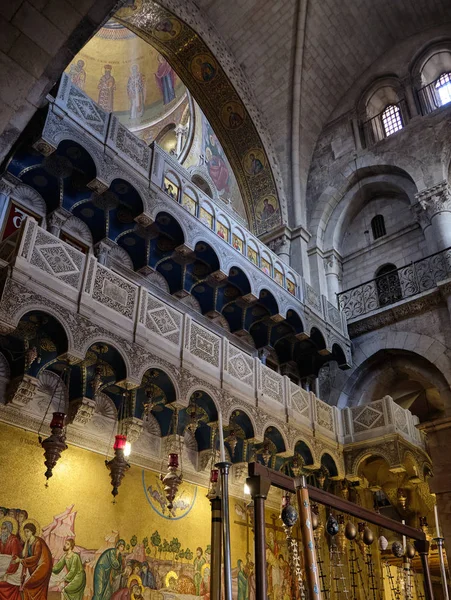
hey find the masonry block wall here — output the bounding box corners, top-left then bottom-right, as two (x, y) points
(0, 0), (123, 164)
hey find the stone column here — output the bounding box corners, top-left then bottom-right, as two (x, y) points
(323, 250), (343, 307)
(402, 76), (419, 118)
(94, 238), (117, 265)
(413, 182), (451, 254)
(418, 417), (451, 559)
(47, 207), (71, 237)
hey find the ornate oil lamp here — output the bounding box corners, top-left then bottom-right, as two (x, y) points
(40, 411), (68, 482)
(160, 453), (183, 511)
(105, 434), (130, 498)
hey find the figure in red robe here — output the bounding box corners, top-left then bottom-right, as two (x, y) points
(16, 522), (52, 600)
(0, 520), (23, 575)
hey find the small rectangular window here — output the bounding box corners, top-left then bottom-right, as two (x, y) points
(371, 214), (386, 240)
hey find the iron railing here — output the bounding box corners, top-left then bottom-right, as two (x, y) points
(338, 246), (451, 320)
(361, 98), (408, 146)
(417, 75), (451, 115)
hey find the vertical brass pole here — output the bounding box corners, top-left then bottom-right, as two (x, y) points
(209, 496), (222, 600)
(247, 474), (271, 600)
(216, 462), (232, 600)
(414, 540), (435, 600)
(296, 476), (323, 600)
(433, 538), (449, 600)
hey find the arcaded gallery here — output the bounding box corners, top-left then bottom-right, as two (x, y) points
(1, 1), (451, 599)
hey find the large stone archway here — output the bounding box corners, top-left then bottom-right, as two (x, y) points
(115, 0), (285, 235)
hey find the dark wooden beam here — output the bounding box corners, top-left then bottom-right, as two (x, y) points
(248, 462), (425, 541)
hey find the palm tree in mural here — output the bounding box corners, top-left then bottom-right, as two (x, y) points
(185, 548), (193, 562)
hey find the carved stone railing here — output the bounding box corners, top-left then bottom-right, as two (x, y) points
(338, 247), (451, 320)
(341, 396), (425, 449)
(0, 219), (427, 455)
(37, 74), (349, 340)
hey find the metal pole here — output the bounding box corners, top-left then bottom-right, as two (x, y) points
(414, 539), (435, 600)
(247, 473), (271, 600)
(296, 476), (323, 600)
(209, 495), (222, 600)
(216, 461), (232, 600)
(434, 537), (449, 600)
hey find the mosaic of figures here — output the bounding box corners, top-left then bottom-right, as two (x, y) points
(0, 501), (296, 600)
(114, 1), (284, 233)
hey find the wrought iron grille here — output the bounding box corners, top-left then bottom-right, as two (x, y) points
(361, 99), (407, 146)
(418, 73), (451, 115)
(338, 247), (451, 320)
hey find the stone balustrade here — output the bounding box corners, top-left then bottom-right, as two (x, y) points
(37, 74), (349, 341)
(0, 219), (425, 456)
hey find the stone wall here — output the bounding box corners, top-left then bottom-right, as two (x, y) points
(0, 0), (123, 164)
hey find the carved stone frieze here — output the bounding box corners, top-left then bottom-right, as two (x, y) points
(69, 397), (96, 425)
(6, 375), (38, 407)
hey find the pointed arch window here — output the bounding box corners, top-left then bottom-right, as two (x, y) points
(435, 72), (451, 107)
(381, 104), (403, 137)
(371, 214), (386, 240)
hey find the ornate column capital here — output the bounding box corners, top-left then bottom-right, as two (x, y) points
(323, 250), (343, 280)
(48, 207), (71, 236)
(413, 181), (451, 227)
(94, 238), (118, 265)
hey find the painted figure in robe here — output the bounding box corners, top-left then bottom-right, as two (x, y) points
(155, 55), (176, 105)
(52, 538), (86, 600)
(127, 65), (146, 120)
(98, 65), (116, 112)
(92, 539), (125, 600)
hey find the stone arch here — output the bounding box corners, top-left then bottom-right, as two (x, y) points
(335, 331), (451, 409)
(188, 166), (219, 203)
(292, 438), (316, 465)
(134, 363), (182, 403)
(262, 422), (289, 454)
(79, 336), (132, 382)
(11, 305), (74, 358)
(182, 384), (221, 414)
(116, 2), (286, 233)
(348, 448), (395, 479)
(310, 165), (419, 253)
(224, 404), (257, 440)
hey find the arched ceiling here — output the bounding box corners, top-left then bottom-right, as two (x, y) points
(115, 1), (284, 235)
(147, 0), (451, 225)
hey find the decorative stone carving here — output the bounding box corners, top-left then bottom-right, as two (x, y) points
(186, 321), (220, 367)
(413, 181), (451, 224)
(69, 397), (96, 425)
(92, 264), (137, 320)
(290, 383), (310, 417)
(146, 295), (182, 346)
(6, 375), (38, 407)
(352, 401), (385, 433)
(30, 228), (84, 290)
(260, 365), (283, 404)
(121, 416), (144, 444)
(227, 345), (254, 387)
(316, 398), (334, 432)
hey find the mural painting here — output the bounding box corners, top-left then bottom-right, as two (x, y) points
(0, 423), (294, 600)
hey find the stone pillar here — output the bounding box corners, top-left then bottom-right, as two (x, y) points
(402, 76), (420, 118)
(175, 124), (188, 157)
(413, 182), (451, 254)
(290, 225), (311, 281)
(94, 238), (117, 265)
(418, 417), (451, 559)
(351, 117), (362, 151)
(323, 250), (343, 307)
(267, 233), (291, 265)
(47, 207), (71, 237)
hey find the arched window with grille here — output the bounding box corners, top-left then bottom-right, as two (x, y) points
(435, 72), (451, 107)
(375, 263), (402, 307)
(381, 104), (403, 137)
(371, 214), (386, 240)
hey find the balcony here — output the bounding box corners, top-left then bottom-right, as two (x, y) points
(338, 247), (451, 333)
(8, 73), (350, 368)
